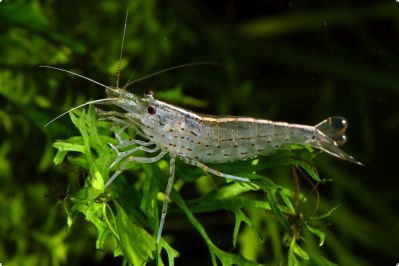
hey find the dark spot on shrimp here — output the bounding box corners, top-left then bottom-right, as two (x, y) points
(187, 148), (193, 151)
(312, 135), (316, 140)
(147, 105), (156, 115)
(240, 152), (248, 155)
(233, 144), (238, 147)
(251, 143), (255, 146)
(190, 131), (199, 137)
(267, 140), (271, 144)
(223, 153), (229, 156)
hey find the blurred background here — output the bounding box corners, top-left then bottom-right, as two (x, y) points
(0, 0), (398, 265)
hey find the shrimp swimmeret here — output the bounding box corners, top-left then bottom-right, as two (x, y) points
(41, 12), (362, 245)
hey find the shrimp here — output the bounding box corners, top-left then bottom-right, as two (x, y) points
(101, 86), (363, 243)
(42, 11), (363, 244)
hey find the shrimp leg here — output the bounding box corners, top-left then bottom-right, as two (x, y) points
(96, 110), (126, 120)
(157, 154), (176, 243)
(113, 125), (128, 143)
(98, 115), (132, 128)
(105, 150), (167, 188)
(97, 110), (141, 132)
(185, 159), (250, 182)
(109, 145), (160, 168)
(114, 139), (153, 149)
(111, 126), (153, 149)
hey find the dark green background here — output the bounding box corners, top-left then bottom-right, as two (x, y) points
(1, 0), (398, 265)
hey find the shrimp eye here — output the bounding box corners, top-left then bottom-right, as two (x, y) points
(147, 105), (156, 115)
(144, 90), (154, 98)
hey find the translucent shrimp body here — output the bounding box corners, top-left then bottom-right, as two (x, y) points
(103, 86), (362, 243)
(107, 87), (362, 166)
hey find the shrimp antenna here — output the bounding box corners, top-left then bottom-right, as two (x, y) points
(123, 61), (224, 89)
(42, 10), (130, 128)
(44, 97), (119, 127)
(116, 9), (129, 89)
(39, 66), (108, 89)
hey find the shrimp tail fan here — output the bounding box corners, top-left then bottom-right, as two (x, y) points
(315, 116), (364, 166)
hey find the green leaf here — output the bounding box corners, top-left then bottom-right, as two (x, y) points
(302, 238), (338, 266)
(53, 150), (68, 165)
(115, 202), (156, 265)
(280, 192), (296, 215)
(233, 209), (263, 247)
(290, 239), (309, 260)
(71, 186), (102, 202)
(288, 247), (300, 266)
(53, 141), (86, 154)
(267, 189), (291, 231)
(309, 205), (339, 220)
(293, 242), (309, 260)
(158, 239), (180, 266)
(171, 189), (259, 266)
(251, 175), (279, 190)
(72, 200), (110, 250)
(140, 164), (162, 231)
(305, 224), (326, 247)
(92, 170), (104, 191)
(294, 160), (321, 182)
